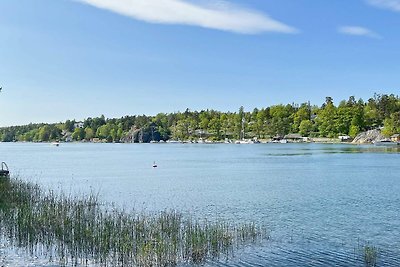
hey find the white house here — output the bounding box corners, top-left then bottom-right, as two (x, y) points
(74, 122), (85, 129)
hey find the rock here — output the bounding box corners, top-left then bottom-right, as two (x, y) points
(352, 129), (385, 144)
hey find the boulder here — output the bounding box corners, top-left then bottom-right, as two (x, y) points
(352, 129), (385, 144)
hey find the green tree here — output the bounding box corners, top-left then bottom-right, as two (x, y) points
(316, 97), (338, 137)
(84, 127), (94, 140)
(349, 125), (360, 138)
(209, 116), (222, 139)
(64, 120), (75, 132)
(38, 125), (51, 141)
(72, 128), (85, 141)
(292, 103), (311, 133)
(299, 120), (313, 137)
(382, 112), (400, 137)
(267, 105), (292, 136)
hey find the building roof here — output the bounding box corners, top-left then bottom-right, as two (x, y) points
(284, 133), (303, 139)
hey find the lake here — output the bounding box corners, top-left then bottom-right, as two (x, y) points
(1, 142), (400, 266)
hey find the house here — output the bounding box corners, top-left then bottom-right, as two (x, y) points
(74, 122), (85, 129)
(284, 134), (303, 142)
(391, 134), (400, 142)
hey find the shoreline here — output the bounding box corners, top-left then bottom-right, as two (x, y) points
(0, 139), (363, 145)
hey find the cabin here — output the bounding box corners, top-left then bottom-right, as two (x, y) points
(284, 134), (303, 142)
(391, 134), (400, 142)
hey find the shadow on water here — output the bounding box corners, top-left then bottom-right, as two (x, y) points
(264, 144), (400, 157)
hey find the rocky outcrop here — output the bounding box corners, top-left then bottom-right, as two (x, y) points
(352, 129), (385, 144)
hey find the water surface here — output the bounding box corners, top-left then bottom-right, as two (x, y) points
(1, 143), (399, 266)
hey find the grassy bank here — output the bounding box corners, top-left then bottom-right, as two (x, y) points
(0, 177), (267, 266)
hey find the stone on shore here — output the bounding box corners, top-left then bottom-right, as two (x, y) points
(352, 129), (385, 144)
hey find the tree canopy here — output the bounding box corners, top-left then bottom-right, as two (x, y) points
(1, 94), (399, 142)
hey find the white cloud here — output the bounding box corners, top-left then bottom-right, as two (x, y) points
(77, 0), (298, 34)
(338, 26), (382, 39)
(367, 0), (400, 12)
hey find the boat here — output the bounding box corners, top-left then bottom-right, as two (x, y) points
(0, 162), (10, 178)
(373, 140), (400, 146)
(235, 139), (255, 144)
(51, 142), (60, 146)
(280, 139), (288, 144)
(234, 116), (256, 144)
(152, 161), (158, 168)
(166, 140), (180, 143)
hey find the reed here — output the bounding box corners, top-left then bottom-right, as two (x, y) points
(363, 244), (378, 267)
(0, 177), (267, 266)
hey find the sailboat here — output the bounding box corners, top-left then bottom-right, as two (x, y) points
(236, 117), (254, 144)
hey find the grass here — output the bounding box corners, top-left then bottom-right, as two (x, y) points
(0, 177), (268, 266)
(363, 244), (378, 267)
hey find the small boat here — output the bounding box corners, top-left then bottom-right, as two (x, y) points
(235, 139), (255, 144)
(51, 142), (60, 147)
(166, 140), (180, 144)
(0, 162), (10, 178)
(152, 161), (158, 168)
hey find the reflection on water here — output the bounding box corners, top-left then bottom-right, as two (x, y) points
(263, 144), (400, 157)
(0, 143), (399, 266)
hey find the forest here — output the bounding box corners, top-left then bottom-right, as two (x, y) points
(1, 94), (399, 143)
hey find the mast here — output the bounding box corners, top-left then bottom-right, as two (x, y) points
(139, 128), (143, 143)
(241, 117), (245, 140)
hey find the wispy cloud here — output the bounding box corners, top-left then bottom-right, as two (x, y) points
(338, 26), (382, 39)
(367, 0), (400, 12)
(77, 0), (298, 34)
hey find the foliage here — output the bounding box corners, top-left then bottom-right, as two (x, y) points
(1, 93), (399, 142)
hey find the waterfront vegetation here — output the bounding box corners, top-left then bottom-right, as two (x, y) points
(0, 94), (400, 143)
(0, 177), (267, 266)
(363, 244), (379, 267)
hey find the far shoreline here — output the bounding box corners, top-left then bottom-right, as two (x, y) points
(0, 138), (366, 145)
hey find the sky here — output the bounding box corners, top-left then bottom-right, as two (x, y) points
(0, 0), (399, 126)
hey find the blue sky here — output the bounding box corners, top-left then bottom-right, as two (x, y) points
(0, 0), (399, 126)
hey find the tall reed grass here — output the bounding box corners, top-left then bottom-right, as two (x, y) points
(363, 244), (378, 267)
(0, 177), (267, 266)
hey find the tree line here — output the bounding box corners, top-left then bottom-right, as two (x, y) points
(1, 94), (399, 143)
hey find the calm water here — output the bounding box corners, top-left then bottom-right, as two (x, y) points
(1, 142), (400, 266)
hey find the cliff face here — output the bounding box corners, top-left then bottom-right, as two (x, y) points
(352, 129), (385, 144)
